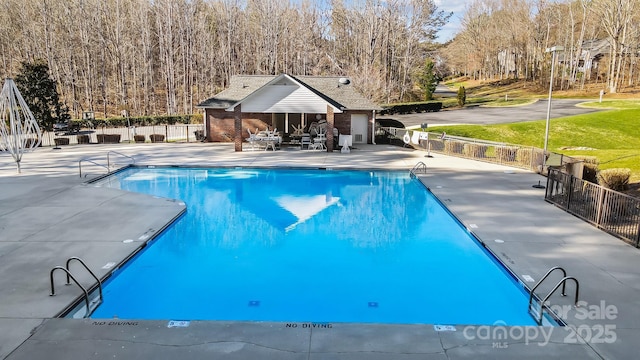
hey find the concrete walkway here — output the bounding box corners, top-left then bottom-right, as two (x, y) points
(1, 142), (638, 359)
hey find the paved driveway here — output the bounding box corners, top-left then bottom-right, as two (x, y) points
(390, 99), (602, 128)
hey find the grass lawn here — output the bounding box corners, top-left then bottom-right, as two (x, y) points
(427, 105), (640, 184)
(578, 100), (640, 109)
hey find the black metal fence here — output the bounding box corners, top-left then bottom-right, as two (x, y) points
(545, 168), (640, 246)
(380, 128), (640, 244)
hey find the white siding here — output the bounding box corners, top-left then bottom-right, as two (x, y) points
(239, 83), (341, 114)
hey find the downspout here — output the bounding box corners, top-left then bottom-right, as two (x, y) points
(372, 110), (376, 145)
(234, 104), (242, 152)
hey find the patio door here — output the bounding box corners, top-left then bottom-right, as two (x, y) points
(351, 114), (368, 143)
(287, 113), (301, 134)
(273, 113), (301, 134)
(273, 113), (285, 133)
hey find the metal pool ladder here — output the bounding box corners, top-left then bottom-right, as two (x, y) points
(410, 162), (427, 178)
(50, 257), (104, 318)
(527, 266), (580, 325)
(79, 150), (135, 177)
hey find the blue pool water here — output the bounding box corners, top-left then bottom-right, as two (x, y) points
(91, 167), (537, 325)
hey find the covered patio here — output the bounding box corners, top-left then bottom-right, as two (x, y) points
(196, 74), (382, 152)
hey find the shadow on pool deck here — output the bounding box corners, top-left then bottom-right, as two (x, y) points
(1, 143), (639, 359)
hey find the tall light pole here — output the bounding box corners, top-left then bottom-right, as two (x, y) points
(543, 45), (564, 168)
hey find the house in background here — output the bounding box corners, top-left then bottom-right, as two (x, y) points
(577, 38), (610, 81)
(196, 74), (381, 151)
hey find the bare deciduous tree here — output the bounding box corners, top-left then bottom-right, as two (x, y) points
(0, 0), (454, 114)
(444, 0), (640, 94)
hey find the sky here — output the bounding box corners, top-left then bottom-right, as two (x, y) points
(434, 0), (468, 43)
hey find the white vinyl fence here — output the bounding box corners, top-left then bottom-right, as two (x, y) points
(38, 124), (205, 146)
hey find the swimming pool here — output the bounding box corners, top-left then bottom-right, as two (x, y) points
(90, 167), (538, 325)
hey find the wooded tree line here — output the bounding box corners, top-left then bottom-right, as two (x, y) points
(442, 0), (640, 94)
(0, 0), (449, 118)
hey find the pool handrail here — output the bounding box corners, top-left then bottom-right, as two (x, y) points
(78, 151), (135, 178)
(107, 150), (135, 169)
(527, 266), (580, 325)
(410, 162), (427, 178)
(65, 257), (103, 305)
(50, 257), (104, 318)
(78, 158), (109, 178)
(50, 266), (92, 317)
(536, 276), (580, 325)
(528, 266), (567, 302)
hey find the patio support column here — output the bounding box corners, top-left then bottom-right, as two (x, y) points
(234, 104), (242, 152)
(204, 109), (212, 142)
(326, 105), (334, 152)
(372, 110), (376, 145)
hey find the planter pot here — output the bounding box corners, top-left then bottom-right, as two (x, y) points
(96, 134), (121, 144)
(77, 134), (90, 144)
(194, 130), (205, 141)
(150, 134), (165, 143)
(54, 137), (70, 146)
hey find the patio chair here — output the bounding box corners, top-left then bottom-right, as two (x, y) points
(301, 135), (311, 149)
(309, 122), (319, 137)
(264, 140), (277, 151)
(313, 125), (327, 150)
(318, 123), (327, 136)
(291, 124), (304, 137)
(247, 128), (260, 150)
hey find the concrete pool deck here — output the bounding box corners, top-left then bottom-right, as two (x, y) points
(1, 142), (639, 359)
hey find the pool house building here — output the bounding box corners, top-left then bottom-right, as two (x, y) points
(196, 74), (382, 151)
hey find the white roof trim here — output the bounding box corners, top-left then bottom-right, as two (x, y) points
(224, 74), (343, 113)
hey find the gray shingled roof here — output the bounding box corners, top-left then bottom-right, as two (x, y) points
(581, 38), (610, 57)
(196, 74), (381, 111)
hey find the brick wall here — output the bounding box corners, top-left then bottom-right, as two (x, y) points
(205, 109), (373, 144)
(205, 109), (271, 142)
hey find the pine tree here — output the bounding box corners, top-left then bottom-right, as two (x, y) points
(457, 86), (466, 107)
(416, 59), (438, 101)
(15, 60), (70, 131)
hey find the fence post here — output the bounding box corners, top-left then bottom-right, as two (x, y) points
(529, 147), (534, 171)
(595, 186), (605, 226)
(635, 221), (640, 248)
(566, 174), (574, 210)
(165, 125), (168, 142)
(545, 169), (553, 199)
